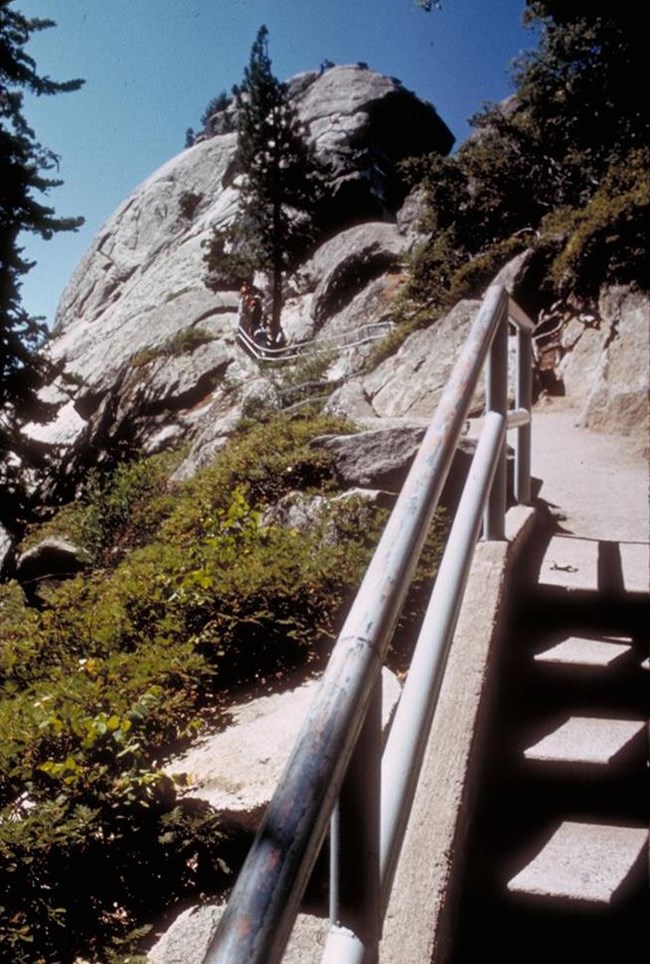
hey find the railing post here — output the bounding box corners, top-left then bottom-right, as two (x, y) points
(515, 324), (532, 505)
(328, 677), (382, 963)
(484, 305), (508, 539)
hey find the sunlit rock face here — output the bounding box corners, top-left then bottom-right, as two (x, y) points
(24, 66), (453, 499)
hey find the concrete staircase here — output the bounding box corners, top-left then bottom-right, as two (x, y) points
(448, 533), (649, 963)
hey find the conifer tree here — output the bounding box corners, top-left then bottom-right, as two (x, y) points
(228, 25), (325, 341)
(0, 1), (83, 526)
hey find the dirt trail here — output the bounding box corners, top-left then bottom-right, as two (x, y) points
(530, 398), (648, 543)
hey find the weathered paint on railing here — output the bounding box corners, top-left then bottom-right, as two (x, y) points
(204, 286), (535, 964)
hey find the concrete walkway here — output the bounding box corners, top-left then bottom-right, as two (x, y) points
(527, 398), (649, 594)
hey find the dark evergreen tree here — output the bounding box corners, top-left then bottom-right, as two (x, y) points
(404, 1), (648, 311)
(0, 1), (84, 527)
(200, 90), (231, 129)
(207, 25), (326, 341)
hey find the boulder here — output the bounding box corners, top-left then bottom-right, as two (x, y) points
(291, 65), (453, 224)
(311, 424), (427, 492)
(20, 66), (452, 504)
(312, 421), (480, 512)
(305, 222), (406, 328)
(147, 903), (329, 964)
(15, 537), (88, 603)
(326, 300), (482, 421)
(559, 286), (649, 449)
(163, 669), (401, 815)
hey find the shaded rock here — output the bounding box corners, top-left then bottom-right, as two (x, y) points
(291, 65), (453, 224)
(16, 537), (88, 602)
(311, 424), (427, 491)
(130, 339), (231, 413)
(0, 524), (13, 578)
(559, 286), (649, 449)
(164, 669), (401, 815)
(312, 421), (480, 511)
(147, 903), (329, 964)
(103, 338), (234, 455)
(326, 300), (482, 420)
(306, 222), (405, 327)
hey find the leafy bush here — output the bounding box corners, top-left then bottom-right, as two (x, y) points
(0, 412), (389, 961)
(401, 7), (647, 322)
(131, 326), (215, 368)
(543, 149), (650, 299)
(178, 190), (203, 221)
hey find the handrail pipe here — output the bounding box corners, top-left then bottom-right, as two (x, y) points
(204, 285), (534, 964)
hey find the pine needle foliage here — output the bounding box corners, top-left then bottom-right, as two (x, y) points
(204, 26), (326, 338)
(400, 2), (648, 323)
(0, 2), (84, 529)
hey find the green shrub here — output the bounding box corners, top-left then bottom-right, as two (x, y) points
(545, 149), (649, 299)
(178, 190), (203, 221)
(131, 326), (215, 368)
(0, 413), (390, 960)
(77, 452), (178, 565)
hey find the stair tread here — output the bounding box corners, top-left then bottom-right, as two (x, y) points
(507, 821), (648, 904)
(538, 535), (650, 593)
(524, 716), (647, 765)
(534, 636), (632, 668)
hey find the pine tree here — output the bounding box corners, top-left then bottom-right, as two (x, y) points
(231, 25), (325, 341)
(0, 1), (84, 527)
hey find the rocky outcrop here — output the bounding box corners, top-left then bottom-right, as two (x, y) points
(148, 904), (328, 964)
(20, 66), (452, 506)
(15, 537), (88, 604)
(324, 299), (482, 421)
(559, 286), (649, 450)
(288, 65), (453, 225)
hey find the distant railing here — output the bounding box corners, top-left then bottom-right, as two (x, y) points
(236, 319), (395, 364)
(206, 286), (535, 964)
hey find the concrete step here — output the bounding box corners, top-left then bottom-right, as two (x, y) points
(523, 716), (647, 768)
(534, 635), (634, 669)
(507, 821), (648, 905)
(538, 535), (649, 594)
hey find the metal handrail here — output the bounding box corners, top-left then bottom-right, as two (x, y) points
(236, 319), (395, 363)
(205, 286), (534, 964)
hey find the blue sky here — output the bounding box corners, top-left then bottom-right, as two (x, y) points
(16, 0), (533, 327)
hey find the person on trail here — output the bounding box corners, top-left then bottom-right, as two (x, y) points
(238, 281), (263, 338)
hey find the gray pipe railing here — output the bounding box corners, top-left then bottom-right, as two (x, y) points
(236, 319), (395, 363)
(205, 285), (535, 964)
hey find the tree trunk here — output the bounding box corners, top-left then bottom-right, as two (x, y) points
(270, 202), (283, 342)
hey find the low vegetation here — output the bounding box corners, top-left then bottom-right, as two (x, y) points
(366, 6), (647, 371)
(3, 411), (447, 962)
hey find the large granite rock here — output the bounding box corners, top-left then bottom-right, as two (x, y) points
(163, 668), (401, 816)
(148, 903), (329, 964)
(325, 299), (482, 421)
(289, 65), (453, 225)
(21, 66), (452, 503)
(559, 286), (649, 450)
